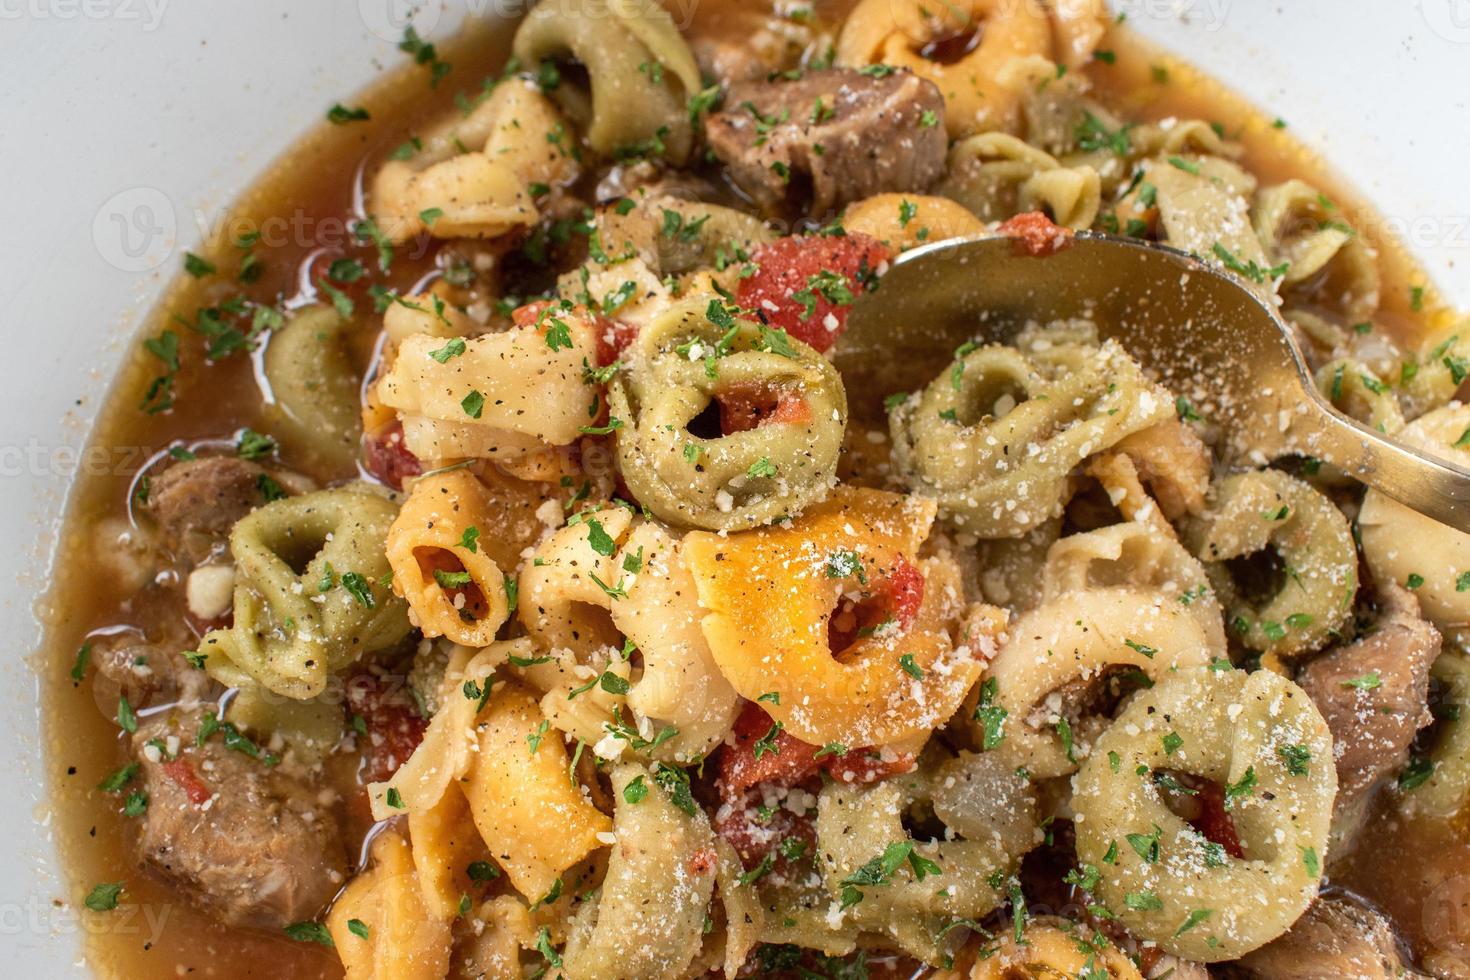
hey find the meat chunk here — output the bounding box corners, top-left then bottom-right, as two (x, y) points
(1232, 893), (1427, 979)
(705, 68), (947, 218)
(90, 629), (214, 710)
(1297, 586), (1439, 811)
(144, 456), (269, 561)
(130, 710), (347, 930)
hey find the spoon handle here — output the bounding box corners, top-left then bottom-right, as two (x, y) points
(1301, 402), (1470, 532)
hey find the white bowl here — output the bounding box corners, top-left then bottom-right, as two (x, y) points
(2, 1), (1467, 973)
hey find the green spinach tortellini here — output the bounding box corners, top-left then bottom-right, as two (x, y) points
(816, 751), (1038, 964)
(1073, 665), (1336, 962)
(609, 296), (846, 531)
(262, 304), (364, 475)
(1185, 469), (1356, 659)
(201, 486), (411, 699)
(890, 338), (1172, 537)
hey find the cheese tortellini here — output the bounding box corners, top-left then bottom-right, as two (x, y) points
(609, 296), (847, 531)
(1073, 666), (1336, 962)
(199, 487), (411, 699)
(890, 338), (1174, 537)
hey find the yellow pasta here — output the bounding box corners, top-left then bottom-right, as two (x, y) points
(460, 680), (612, 901)
(408, 784), (490, 920)
(835, 0), (1052, 137)
(966, 917), (1144, 979)
(369, 77), (577, 243)
(1255, 179), (1381, 322)
(517, 507), (741, 762)
(386, 469), (511, 648)
(841, 193), (986, 250)
(684, 486), (995, 746)
(376, 306), (601, 463)
(327, 830), (453, 980)
(366, 640), (516, 819)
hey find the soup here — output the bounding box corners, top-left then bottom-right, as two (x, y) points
(38, 1), (1470, 978)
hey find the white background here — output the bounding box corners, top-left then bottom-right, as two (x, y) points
(0, 0), (1468, 971)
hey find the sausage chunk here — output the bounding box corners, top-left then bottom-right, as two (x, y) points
(130, 710), (347, 930)
(144, 456), (269, 560)
(1233, 893), (1427, 979)
(705, 68), (947, 218)
(1297, 586), (1439, 813)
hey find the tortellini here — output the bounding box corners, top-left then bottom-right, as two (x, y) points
(1360, 403), (1470, 649)
(816, 751), (1038, 963)
(561, 195), (776, 326)
(199, 487), (411, 700)
(376, 306), (602, 462)
(1185, 469), (1356, 659)
(890, 339), (1174, 537)
(370, 77), (578, 243)
(1144, 154), (1273, 293)
(262, 305), (363, 475)
(841, 193), (987, 251)
(1312, 358), (1403, 435)
(608, 296), (847, 531)
(1409, 651), (1470, 820)
(513, 0), (702, 163)
(459, 680), (613, 900)
(684, 487), (998, 746)
(562, 764), (718, 980)
(835, 0), (1052, 137)
(516, 505), (740, 762)
(1254, 179), (1380, 322)
(385, 469), (512, 648)
(937, 133), (1101, 228)
(1073, 666), (1336, 962)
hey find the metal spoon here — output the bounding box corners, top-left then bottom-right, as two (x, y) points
(835, 231), (1470, 532)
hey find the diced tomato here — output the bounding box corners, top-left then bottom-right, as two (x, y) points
(717, 384), (810, 435)
(1192, 781), (1246, 859)
(827, 556), (926, 654)
(996, 211), (1074, 257)
(713, 792), (817, 870)
(688, 846), (718, 878)
(736, 233), (890, 352)
(511, 300), (635, 367)
(162, 759), (213, 805)
(362, 421), (422, 491)
(717, 702), (914, 801)
(345, 671), (428, 784)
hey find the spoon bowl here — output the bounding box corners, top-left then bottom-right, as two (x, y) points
(836, 231), (1470, 532)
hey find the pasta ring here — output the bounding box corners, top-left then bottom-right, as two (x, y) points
(200, 487), (411, 700)
(1185, 469), (1356, 659)
(385, 469), (512, 649)
(1359, 403), (1470, 649)
(890, 340), (1173, 537)
(835, 0), (1051, 137)
(516, 506), (741, 762)
(815, 750), (1038, 963)
(684, 486), (996, 746)
(1072, 665), (1336, 962)
(984, 586), (1217, 779)
(609, 296), (847, 531)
